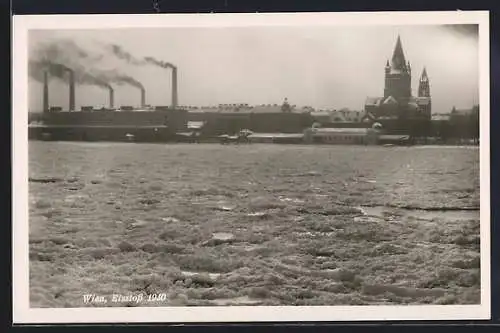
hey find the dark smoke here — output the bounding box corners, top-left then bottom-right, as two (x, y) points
(102, 43), (177, 69)
(115, 74), (144, 89)
(30, 39), (145, 91)
(87, 75), (112, 90)
(74, 69), (112, 90)
(33, 39), (103, 65)
(30, 38), (111, 90)
(29, 59), (112, 90)
(28, 60), (48, 82)
(144, 56), (176, 69)
(90, 69), (144, 90)
(107, 73), (144, 89)
(108, 44), (145, 65)
(115, 75), (144, 89)
(29, 60), (71, 82)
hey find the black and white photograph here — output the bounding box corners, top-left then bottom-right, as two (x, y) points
(12, 11), (490, 323)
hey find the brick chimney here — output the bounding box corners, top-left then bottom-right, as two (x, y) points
(171, 67), (178, 108)
(141, 87), (146, 108)
(109, 86), (114, 108)
(68, 69), (75, 111)
(43, 71), (49, 112)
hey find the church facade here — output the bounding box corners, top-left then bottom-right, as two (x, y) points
(364, 36), (431, 126)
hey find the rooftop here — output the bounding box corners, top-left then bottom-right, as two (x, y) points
(248, 133), (304, 139)
(310, 128), (371, 134)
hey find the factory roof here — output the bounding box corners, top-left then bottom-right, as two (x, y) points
(28, 124), (169, 129)
(248, 133), (304, 139)
(312, 127), (370, 132)
(248, 105), (283, 113)
(309, 128), (372, 136)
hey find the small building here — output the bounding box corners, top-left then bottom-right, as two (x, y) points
(81, 106), (94, 112)
(49, 106), (62, 112)
(119, 106), (135, 111)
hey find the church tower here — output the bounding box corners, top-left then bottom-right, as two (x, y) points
(384, 35), (412, 102)
(418, 67), (430, 97)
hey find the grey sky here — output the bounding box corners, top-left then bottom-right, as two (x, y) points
(28, 25), (479, 113)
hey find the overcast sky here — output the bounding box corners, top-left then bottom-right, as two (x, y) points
(28, 25), (479, 113)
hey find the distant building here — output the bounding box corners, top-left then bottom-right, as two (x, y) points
(48, 106), (63, 113)
(364, 35), (431, 123)
(331, 108), (363, 123)
(428, 105), (479, 142)
(310, 110), (333, 123)
(450, 105), (479, 118)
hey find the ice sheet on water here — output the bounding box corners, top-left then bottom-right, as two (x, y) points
(358, 205), (479, 222)
(212, 232), (235, 241)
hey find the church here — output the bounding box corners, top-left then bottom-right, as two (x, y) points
(364, 35), (432, 125)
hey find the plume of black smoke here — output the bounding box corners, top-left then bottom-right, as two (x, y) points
(30, 39), (145, 92)
(29, 59), (112, 90)
(33, 38), (103, 65)
(103, 43), (177, 69)
(115, 74), (144, 89)
(28, 60), (49, 82)
(108, 44), (146, 65)
(144, 56), (177, 69)
(81, 73), (112, 90)
(29, 60), (72, 83)
(94, 70), (145, 89)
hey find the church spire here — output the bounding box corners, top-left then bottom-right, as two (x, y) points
(418, 67), (430, 97)
(391, 35), (407, 71)
(420, 67), (429, 81)
(383, 35), (412, 99)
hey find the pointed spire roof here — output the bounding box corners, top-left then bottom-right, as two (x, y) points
(420, 67), (429, 81)
(391, 35), (407, 70)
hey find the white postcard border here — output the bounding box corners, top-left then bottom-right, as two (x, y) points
(12, 11), (491, 323)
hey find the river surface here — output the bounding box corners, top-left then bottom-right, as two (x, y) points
(28, 142), (481, 307)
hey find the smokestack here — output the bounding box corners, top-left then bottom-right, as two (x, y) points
(109, 87), (114, 108)
(68, 69), (75, 111)
(171, 67), (178, 108)
(140, 87), (146, 108)
(43, 71), (49, 112)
